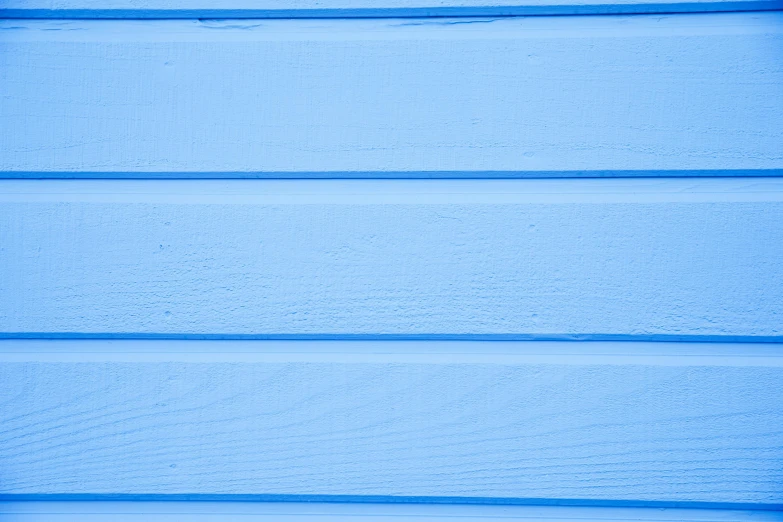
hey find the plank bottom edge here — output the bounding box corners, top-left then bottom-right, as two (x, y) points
(2, 3), (783, 19)
(1, 496), (782, 511)
(3, 333), (783, 343)
(3, 169), (783, 179)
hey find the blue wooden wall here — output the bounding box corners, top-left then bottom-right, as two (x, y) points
(1, 1), (782, 520)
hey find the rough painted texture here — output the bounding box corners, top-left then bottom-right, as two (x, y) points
(1, 340), (781, 503)
(4, 0), (783, 17)
(2, 6), (783, 515)
(1, 179), (782, 338)
(1, 14), (782, 176)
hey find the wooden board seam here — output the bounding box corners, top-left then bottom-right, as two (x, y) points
(2, 3), (783, 18)
(3, 333), (783, 343)
(3, 170), (783, 180)
(1, 494), (782, 511)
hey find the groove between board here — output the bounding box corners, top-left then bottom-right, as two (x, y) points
(4, 169), (783, 180)
(3, 333), (783, 343)
(3, 2), (783, 19)
(1, 496), (783, 512)
(2, 501), (782, 522)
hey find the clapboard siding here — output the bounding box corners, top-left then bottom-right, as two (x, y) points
(4, 0), (783, 17)
(1, 13), (782, 178)
(1, 340), (781, 504)
(1, 179), (782, 338)
(3, 4), (783, 517)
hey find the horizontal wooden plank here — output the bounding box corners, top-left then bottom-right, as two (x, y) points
(1, 13), (781, 178)
(1, 179), (782, 339)
(2, 501), (783, 522)
(3, 0), (783, 18)
(1, 340), (781, 504)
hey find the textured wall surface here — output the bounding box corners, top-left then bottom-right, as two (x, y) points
(1, 340), (782, 504)
(1, 14), (782, 176)
(1, 179), (782, 339)
(1, 1), (781, 519)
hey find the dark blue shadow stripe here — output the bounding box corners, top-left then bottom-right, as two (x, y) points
(0, 494), (781, 511)
(2, 332), (783, 343)
(2, 169), (783, 179)
(2, 3), (783, 18)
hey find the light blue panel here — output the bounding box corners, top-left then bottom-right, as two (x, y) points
(1, 13), (781, 177)
(1, 179), (782, 339)
(1, 340), (782, 503)
(0, 340), (781, 504)
(3, 0), (783, 17)
(2, 501), (783, 521)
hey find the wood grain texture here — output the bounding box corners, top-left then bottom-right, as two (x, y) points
(3, 502), (783, 521)
(3, 0), (783, 17)
(1, 13), (782, 178)
(1, 340), (782, 504)
(2, 179), (783, 339)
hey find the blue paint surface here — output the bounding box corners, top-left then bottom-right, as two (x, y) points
(4, 0), (783, 18)
(1, 14), (781, 176)
(1, 2), (782, 513)
(2, 179), (782, 338)
(3, 501), (782, 521)
(3, 2), (783, 18)
(1, 340), (782, 503)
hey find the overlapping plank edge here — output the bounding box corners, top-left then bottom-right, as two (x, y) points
(6, 170), (783, 180)
(3, 0), (783, 18)
(1, 13), (781, 177)
(2, 502), (782, 521)
(2, 178), (781, 338)
(0, 339), (781, 505)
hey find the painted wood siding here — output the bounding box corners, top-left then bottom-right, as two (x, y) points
(2, 179), (783, 339)
(1, 0), (782, 518)
(1, 340), (783, 505)
(1, 14), (782, 177)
